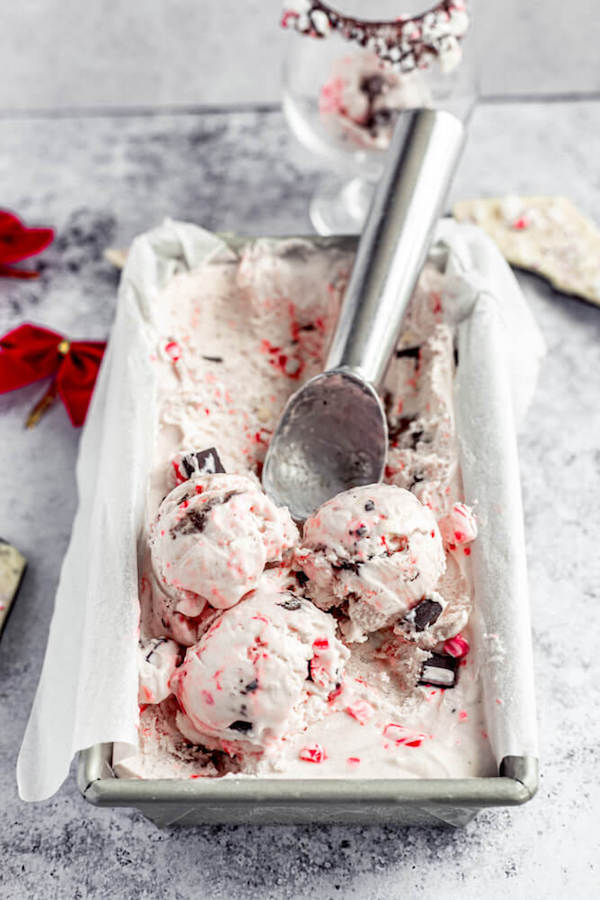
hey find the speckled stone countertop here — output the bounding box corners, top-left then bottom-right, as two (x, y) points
(1, 102), (599, 899)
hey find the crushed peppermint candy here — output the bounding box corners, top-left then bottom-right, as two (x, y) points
(345, 699), (373, 725)
(443, 632), (470, 658)
(438, 502), (477, 549)
(299, 743), (327, 763)
(383, 723), (428, 748)
(281, 1), (470, 74)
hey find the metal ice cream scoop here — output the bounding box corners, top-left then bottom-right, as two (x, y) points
(263, 108), (465, 520)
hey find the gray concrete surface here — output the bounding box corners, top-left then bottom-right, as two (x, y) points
(0, 99), (599, 897)
(1, 1), (599, 113)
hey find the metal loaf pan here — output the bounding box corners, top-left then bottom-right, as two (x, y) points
(77, 229), (538, 827)
(78, 745), (537, 828)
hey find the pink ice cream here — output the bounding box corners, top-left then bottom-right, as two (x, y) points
(297, 484), (445, 640)
(439, 501), (478, 550)
(137, 637), (181, 705)
(171, 584), (349, 751)
(319, 52), (432, 151)
(149, 472), (298, 611)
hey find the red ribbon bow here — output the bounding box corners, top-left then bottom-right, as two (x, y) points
(0, 210), (54, 279)
(0, 323), (106, 427)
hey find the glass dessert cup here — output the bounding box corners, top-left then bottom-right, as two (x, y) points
(282, 1), (479, 234)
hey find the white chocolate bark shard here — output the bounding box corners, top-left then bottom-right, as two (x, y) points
(103, 247), (128, 269)
(0, 540), (26, 636)
(453, 195), (600, 306)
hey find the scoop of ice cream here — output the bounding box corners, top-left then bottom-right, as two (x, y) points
(138, 637), (181, 705)
(297, 484), (445, 638)
(392, 555), (472, 651)
(319, 52), (432, 151)
(171, 584), (349, 750)
(150, 473), (298, 610)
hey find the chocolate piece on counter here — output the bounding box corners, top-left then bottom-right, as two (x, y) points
(229, 720), (253, 734)
(180, 447), (225, 479)
(0, 540), (26, 638)
(406, 598), (443, 633)
(419, 652), (459, 688)
(201, 355), (224, 363)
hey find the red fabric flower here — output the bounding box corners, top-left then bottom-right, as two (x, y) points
(0, 323), (105, 427)
(0, 210), (54, 279)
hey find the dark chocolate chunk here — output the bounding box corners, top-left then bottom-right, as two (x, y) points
(332, 558), (362, 575)
(170, 490), (240, 538)
(144, 637), (167, 663)
(295, 570), (309, 588)
(180, 447), (225, 479)
(367, 107), (393, 134)
(388, 416), (415, 443)
(228, 720), (253, 734)
(395, 345), (421, 360)
(201, 355), (224, 363)
(409, 599), (443, 632)
(364, 500), (375, 512)
(306, 659), (313, 681)
(360, 74), (385, 98)
(278, 596), (302, 611)
(241, 679), (258, 695)
(409, 471), (424, 490)
(410, 428), (424, 448)
(419, 652), (459, 688)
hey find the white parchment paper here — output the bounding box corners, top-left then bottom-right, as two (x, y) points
(17, 219), (543, 801)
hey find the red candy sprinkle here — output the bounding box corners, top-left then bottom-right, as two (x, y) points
(347, 757), (361, 767)
(299, 744), (327, 764)
(383, 723), (427, 748)
(313, 638), (330, 651)
(328, 683), (344, 703)
(165, 340), (181, 362)
(443, 633), (470, 658)
(345, 701), (373, 726)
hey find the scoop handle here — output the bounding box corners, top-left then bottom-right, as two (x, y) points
(325, 108), (465, 388)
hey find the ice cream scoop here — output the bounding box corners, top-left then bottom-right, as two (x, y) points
(149, 473), (298, 611)
(171, 583), (349, 750)
(296, 484), (446, 640)
(263, 109), (465, 520)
